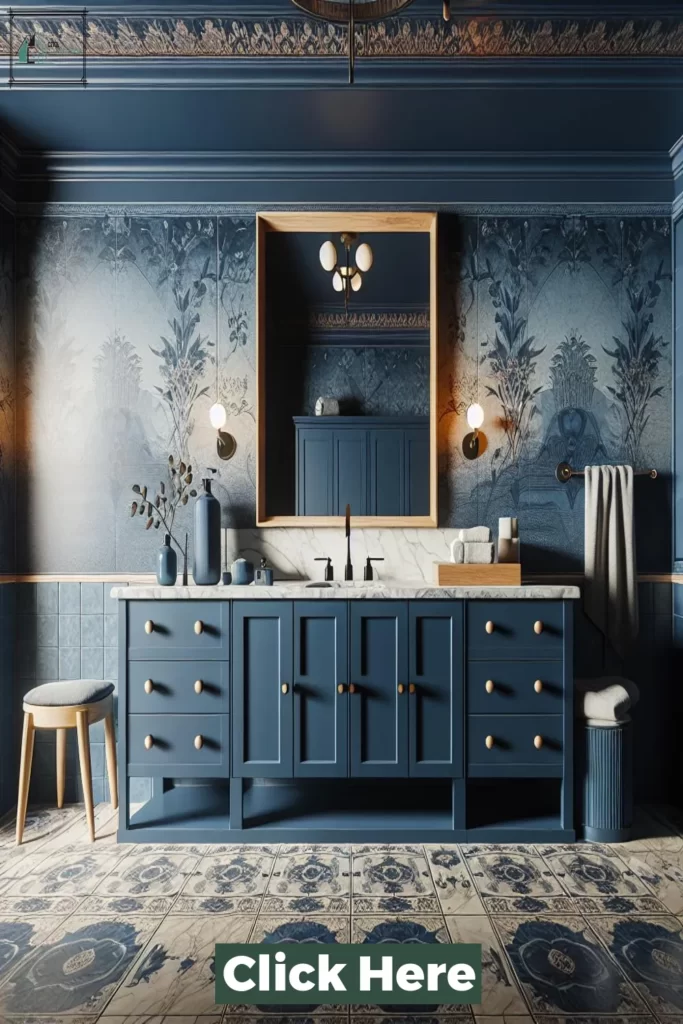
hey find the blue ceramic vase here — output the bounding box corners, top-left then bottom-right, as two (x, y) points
(193, 478), (221, 585)
(157, 534), (178, 586)
(231, 557), (254, 585)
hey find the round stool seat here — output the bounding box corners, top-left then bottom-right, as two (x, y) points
(24, 680), (115, 707)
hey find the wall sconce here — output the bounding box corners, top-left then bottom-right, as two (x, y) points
(209, 402), (237, 461)
(319, 233), (373, 314)
(463, 403), (485, 460)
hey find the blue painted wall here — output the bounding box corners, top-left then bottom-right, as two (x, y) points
(0, 205), (14, 817)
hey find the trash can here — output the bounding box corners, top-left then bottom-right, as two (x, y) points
(582, 719), (633, 842)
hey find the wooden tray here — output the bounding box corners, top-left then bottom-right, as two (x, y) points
(434, 562), (522, 586)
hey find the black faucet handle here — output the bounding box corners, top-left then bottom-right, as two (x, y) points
(364, 556), (384, 581)
(314, 556), (334, 582)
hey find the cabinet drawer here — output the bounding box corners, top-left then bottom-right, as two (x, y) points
(128, 714), (229, 777)
(467, 661), (563, 714)
(128, 662), (229, 714)
(467, 601), (564, 659)
(468, 714), (563, 769)
(128, 601), (229, 660)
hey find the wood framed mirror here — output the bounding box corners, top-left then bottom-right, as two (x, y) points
(256, 211), (437, 527)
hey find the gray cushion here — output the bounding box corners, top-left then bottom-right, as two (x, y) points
(24, 680), (114, 707)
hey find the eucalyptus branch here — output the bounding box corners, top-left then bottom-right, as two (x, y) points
(129, 454), (198, 555)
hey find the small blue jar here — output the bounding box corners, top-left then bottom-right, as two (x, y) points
(157, 534), (178, 586)
(231, 557), (254, 585)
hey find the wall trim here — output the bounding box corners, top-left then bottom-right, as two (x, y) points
(1, 572), (679, 584)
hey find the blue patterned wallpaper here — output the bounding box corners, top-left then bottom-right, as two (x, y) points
(13, 211), (672, 573)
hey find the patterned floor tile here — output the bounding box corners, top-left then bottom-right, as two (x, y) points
(0, 915), (70, 991)
(533, 1017), (657, 1024)
(539, 847), (650, 898)
(445, 915), (528, 1016)
(618, 851), (683, 916)
(493, 914), (648, 1015)
(425, 846), (484, 915)
(36, 803), (120, 851)
(250, 914), (350, 944)
(473, 1016), (533, 1024)
(183, 851), (275, 898)
(79, 894), (176, 915)
(352, 894), (441, 914)
(95, 851), (201, 896)
(350, 1015), (471, 1022)
(0, 912), (163, 1015)
(352, 851), (434, 898)
(351, 914), (448, 945)
(462, 848), (564, 899)
(174, 895), (263, 915)
(587, 913), (683, 1017)
(105, 914), (254, 1018)
(262, 894), (350, 915)
(0, 806), (84, 851)
(574, 895), (670, 916)
(483, 896), (574, 916)
(103, 1016), (222, 1024)
(616, 808), (683, 854)
(268, 850), (350, 899)
(0, 894), (81, 917)
(6, 850), (125, 896)
(226, 1014), (348, 1022)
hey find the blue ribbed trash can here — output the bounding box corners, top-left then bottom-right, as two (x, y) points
(583, 720), (633, 842)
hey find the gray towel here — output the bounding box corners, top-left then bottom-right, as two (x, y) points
(584, 465), (638, 659)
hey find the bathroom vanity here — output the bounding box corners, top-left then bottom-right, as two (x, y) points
(114, 583), (578, 843)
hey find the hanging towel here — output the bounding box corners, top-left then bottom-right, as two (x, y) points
(584, 465), (638, 660)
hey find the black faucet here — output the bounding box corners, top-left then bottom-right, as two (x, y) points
(314, 556), (334, 582)
(345, 503), (353, 581)
(364, 557), (384, 581)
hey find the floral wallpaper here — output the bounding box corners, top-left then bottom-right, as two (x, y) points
(13, 211), (672, 573)
(0, 208), (15, 574)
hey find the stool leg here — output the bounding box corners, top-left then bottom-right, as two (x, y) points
(76, 710), (95, 842)
(56, 728), (66, 810)
(16, 712), (35, 845)
(104, 711), (118, 810)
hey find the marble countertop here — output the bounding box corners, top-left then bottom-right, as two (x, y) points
(111, 581), (580, 600)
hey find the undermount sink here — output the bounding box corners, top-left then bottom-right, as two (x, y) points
(303, 579), (386, 589)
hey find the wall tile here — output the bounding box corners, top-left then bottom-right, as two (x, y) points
(104, 582), (124, 614)
(80, 614), (103, 647)
(15, 583), (35, 614)
(81, 647), (104, 680)
(103, 613), (118, 647)
(104, 647), (118, 681)
(58, 582), (80, 614)
(35, 646), (59, 681)
(58, 614), (81, 648)
(81, 581), (104, 614)
(36, 582), (58, 614)
(36, 613), (58, 647)
(59, 647), (81, 680)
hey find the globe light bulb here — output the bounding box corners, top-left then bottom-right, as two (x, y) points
(319, 240), (337, 272)
(332, 271), (343, 292)
(209, 402), (227, 430)
(356, 242), (373, 272)
(351, 271), (362, 292)
(466, 403), (484, 430)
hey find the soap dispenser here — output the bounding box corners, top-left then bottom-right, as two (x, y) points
(193, 476), (221, 585)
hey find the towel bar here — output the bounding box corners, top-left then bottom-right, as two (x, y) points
(555, 461), (657, 484)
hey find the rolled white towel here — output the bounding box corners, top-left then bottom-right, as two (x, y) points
(458, 526), (491, 543)
(449, 539), (465, 564)
(576, 676), (640, 723)
(464, 541), (495, 564)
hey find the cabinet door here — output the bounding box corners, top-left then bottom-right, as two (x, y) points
(404, 427), (430, 516)
(349, 602), (408, 777)
(334, 430), (367, 515)
(368, 429), (404, 515)
(297, 428), (333, 515)
(232, 602), (293, 777)
(293, 602), (348, 778)
(409, 601), (463, 777)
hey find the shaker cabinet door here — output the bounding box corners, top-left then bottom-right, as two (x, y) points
(408, 601), (464, 777)
(349, 602), (409, 777)
(232, 602), (293, 777)
(294, 602), (349, 778)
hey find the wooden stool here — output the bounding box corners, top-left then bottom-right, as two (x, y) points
(17, 680), (118, 844)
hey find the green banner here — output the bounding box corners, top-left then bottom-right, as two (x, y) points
(215, 943), (481, 1006)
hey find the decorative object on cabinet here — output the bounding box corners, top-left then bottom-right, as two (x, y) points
(17, 680), (117, 844)
(434, 562), (522, 585)
(256, 211), (438, 528)
(129, 454), (197, 585)
(254, 557), (274, 585)
(193, 476), (222, 585)
(463, 402), (486, 459)
(157, 533), (177, 586)
(231, 557), (255, 585)
(498, 517), (520, 564)
(314, 396), (340, 416)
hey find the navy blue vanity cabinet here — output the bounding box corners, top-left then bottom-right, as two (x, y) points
(349, 602), (409, 777)
(409, 601), (464, 777)
(232, 602), (294, 778)
(293, 602), (349, 777)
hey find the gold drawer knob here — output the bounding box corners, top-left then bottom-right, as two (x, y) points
(144, 679), (153, 694)
(337, 684), (345, 694)
(397, 683), (405, 695)
(281, 683), (289, 695)
(534, 735), (544, 749)
(485, 735), (495, 749)
(349, 683), (357, 694)
(194, 680), (204, 694)
(534, 679), (543, 693)
(485, 620), (495, 634)
(144, 735), (154, 750)
(144, 620), (154, 634)
(534, 620), (544, 635)
(194, 620), (204, 635)
(409, 683), (417, 695)
(485, 679), (495, 694)
(194, 735), (204, 750)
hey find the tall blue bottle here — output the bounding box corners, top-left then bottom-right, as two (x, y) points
(193, 478), (221, 585)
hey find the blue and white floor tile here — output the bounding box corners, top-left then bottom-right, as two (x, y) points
(425, 846), (485, 915)
(183, 851), (275, 898)
(461, 848), (565, 900)
(174, 894), (263, 915)
(94, 851), (201, 897)
(445, 915), (528, 1016)
(250, 913), (350, 944)
(539, 847), (651, 898)
(353, 852), (434, 898)
(7, 850), (126, 897)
